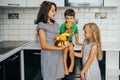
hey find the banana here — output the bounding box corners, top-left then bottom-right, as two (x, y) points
(59, 33), (70, 37)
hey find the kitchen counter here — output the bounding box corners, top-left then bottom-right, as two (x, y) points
(22, 41), (120, 80)
(23, 41), (82, 50)
(23, 41), (41, 50)
(23, 41), (120, 51)
(101, 41), (120, 51)
(0, 41), (30, 62)
(1, 40), (120, 62)
(0, 40), (120, 80)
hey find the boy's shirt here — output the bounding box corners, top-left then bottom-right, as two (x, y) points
(60, 22), (79, 42)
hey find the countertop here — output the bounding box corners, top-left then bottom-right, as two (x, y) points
(0, 41), (30, 62)
(23, 41), (120, 51)
(23, 41), (41, 50)
(1, 40), (120, 62)
(23, 41), (82, 50)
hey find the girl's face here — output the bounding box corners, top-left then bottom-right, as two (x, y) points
(48, 5), (56, 19)
(65, 15), (74, 22)
(84, 26), (92, 39)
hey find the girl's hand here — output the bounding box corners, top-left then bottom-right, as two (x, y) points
(80, 71), (85, 80)
(76, 42), (82, 46)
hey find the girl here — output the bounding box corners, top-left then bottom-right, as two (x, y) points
(35, 1), (70, 80)
(74, 23), (103, 80)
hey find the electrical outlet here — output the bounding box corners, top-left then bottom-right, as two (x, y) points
(95, 12), (107, 19)
(8, 13), (19, 19)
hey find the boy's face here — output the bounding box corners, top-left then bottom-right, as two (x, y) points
(65, 15), (75, 22)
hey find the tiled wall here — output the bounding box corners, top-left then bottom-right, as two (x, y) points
(0, 7), (120, 43)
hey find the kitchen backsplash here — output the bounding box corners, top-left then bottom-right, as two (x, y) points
(0, 6), (120, 43)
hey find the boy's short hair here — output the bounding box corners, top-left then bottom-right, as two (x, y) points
(64, 9), (75, 18)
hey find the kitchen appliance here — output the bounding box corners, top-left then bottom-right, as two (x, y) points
(0, 41), (28, 55)
(65, 0), (103, 7)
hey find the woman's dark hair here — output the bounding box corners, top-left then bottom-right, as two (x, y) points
(64, 9), (75, 18)
(35, 1), (57, 24)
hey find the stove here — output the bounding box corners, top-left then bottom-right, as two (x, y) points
(0, 41), (28, 55)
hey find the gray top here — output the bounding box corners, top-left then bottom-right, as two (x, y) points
(82, 39), (101, 80)
(36, 22), (64, 80)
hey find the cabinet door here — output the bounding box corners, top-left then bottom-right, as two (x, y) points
(104, 0), (118, 7)
(0, 62), (4, 80)
(26, 0), (64, 7)
(4, 52), (20, 80)
(0, 0), (26, 7)
(46, 0), (64, 7)
(26, 0), (42, 7)
(24, 50), (42, 80)
(99, 51), (106, 80)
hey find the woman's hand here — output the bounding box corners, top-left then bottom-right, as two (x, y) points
(60, 41), (70, 50)
(80, 71), (85, 80)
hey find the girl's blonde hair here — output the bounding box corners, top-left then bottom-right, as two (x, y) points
(83, 23), (103, 61)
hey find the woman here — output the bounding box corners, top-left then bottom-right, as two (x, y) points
(35, 1), (69, 80)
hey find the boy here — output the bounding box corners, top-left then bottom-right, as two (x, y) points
(60, 9), (81, 75)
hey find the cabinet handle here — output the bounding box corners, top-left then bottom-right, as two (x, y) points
(78, 3), (90, 6)
(8, 4), (20, 6)
(8, 55), (19, 61)
(33, 53), (41, 55)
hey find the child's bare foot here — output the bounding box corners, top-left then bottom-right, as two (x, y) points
(64, 69), (69, 75)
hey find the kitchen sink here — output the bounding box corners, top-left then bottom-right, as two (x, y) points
(0, 41), (28, 55)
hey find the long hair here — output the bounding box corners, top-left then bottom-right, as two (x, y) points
(35, 1), (57, 24)
(83, 23), (103, 61)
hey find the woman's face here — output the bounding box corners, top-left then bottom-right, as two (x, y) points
(48, 5), (56, 19)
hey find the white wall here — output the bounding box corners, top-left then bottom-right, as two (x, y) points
(0, 6), (119, 43)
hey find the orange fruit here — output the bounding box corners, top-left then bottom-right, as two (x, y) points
(66, 21), (72, 27)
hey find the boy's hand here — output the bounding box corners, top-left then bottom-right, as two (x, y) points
(66, 25), (71, 29)
(66, 21), (72, 29)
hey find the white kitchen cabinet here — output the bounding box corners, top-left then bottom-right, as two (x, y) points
(104, 0), (118, 7)
(26, 0), (42, 7)
(26, 0), (64, 7)
(46, 0), (64, 7)
(106, 51), (120, 80)
(0, 0), (26, 7)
